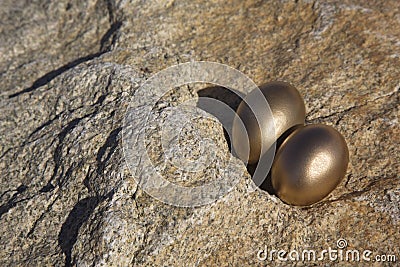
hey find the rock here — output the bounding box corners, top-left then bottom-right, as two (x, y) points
(0, 0), (399, 266)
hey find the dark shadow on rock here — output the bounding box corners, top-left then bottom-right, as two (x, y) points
(96, 127), (122, 175)
(8, 53), (104, 98)
(40, 116), (90, 193)
(0, 184), (27, 219)
(247, 125), (302, 195)
(58, 197), (99, 267)
(100, 21), (122, 51)
(259, 172), (275, 195)
(58, 191), (113, 267)
(197, 86), (245, 152)
(247, 143), (277, 196)
(82, 127), (121, 193)
(8, 20), (121, 99)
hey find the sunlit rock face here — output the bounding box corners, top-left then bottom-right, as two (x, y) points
(0, 0), (399, 266)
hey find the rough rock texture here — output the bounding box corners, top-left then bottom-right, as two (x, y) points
(1, 0), (399, 266)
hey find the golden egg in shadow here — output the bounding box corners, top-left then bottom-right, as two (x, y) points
(232, 81), (305, 164)
(271, 124), (349, 206)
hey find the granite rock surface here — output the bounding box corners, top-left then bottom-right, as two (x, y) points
(0, 0), (399, 266)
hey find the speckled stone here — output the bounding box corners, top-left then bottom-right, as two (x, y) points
(0, 0), (399, 266)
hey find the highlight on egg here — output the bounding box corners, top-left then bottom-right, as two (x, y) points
(271, 124), (349, 206)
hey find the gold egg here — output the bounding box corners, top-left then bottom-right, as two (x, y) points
(232, 81), (305, 164)
(271, 124), (349, 206)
